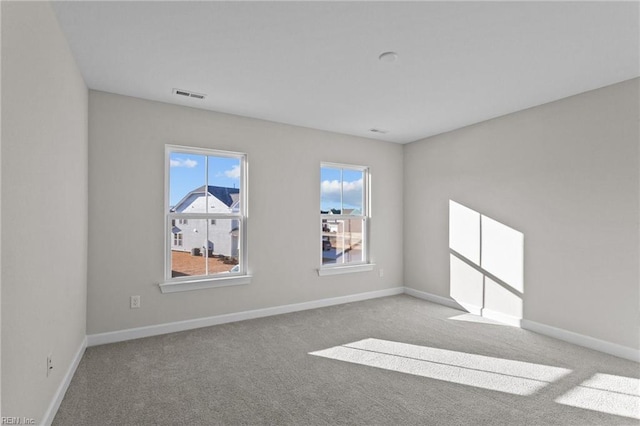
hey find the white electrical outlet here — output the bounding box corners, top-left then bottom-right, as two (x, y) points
(379, 269), (384, 278)
(47, 354), (53, 377)
(130, 295), (141, 309)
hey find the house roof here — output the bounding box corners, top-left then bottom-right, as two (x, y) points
(173, 185), (240, 211)
(202, 185), (239, 208)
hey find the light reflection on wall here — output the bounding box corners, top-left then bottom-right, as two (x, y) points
(449, 200), (524, 324)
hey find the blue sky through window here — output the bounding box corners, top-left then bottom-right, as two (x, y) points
(170, 152), (240, 206)
(321, 167), (364, 212)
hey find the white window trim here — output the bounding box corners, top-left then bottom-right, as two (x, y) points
(161, 144), (250, 292)
(318, 162), (372, 275)
(159, 274), (252, 293)
(317, 263), (376, 276)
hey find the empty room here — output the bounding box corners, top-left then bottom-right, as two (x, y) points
(1, 1), (639, 425)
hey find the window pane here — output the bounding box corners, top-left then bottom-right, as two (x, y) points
(206, 218), (241, 276)
(320, 167), (342, 213)
(170, 218), (241, 277)
(170, 219), (208, 278)
(321, 218), (365, 266)
(207, 156), (241, 213)
(169, 153), (205, 211)
(342, 169), (364, 214)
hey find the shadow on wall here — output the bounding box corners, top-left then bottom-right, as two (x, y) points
(449, 200), (524, 326)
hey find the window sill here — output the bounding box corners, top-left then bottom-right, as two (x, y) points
(317, 263), (376, 276)
(159, 275), (252, 294)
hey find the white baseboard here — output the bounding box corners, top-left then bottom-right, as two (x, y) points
(481, 308), (522, 328)
(403, 287), (466, 311)
(522, 319), (640, 363)
(404, 286), (638, 362)
(87, 286), (404, 347)
(41, 336), (87, 426)
(402, 287), (483, 315)
(88, 284), (640, 358)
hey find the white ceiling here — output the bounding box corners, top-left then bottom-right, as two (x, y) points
(52, 1), (639, 144)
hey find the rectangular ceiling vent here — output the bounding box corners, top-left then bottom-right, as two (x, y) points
(172, 88), (207, 100)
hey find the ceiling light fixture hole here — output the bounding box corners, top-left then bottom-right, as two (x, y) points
(378, 51), (398, 62)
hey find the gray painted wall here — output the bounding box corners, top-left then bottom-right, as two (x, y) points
(1, 1), (88, 422)
(404, 79), (639, 350)
(88, 91), (404, 334)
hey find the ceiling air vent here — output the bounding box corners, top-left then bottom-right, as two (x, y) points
(369, 128), (389, 134)
(172, 88), (207, 100)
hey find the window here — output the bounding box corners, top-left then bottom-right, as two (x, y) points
(161, 145), (250, 292)
(319, 163), (372, 274)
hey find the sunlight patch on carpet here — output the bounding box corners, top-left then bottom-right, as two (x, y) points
(310, 338), (571, 396)
(555, 373), (640, 419)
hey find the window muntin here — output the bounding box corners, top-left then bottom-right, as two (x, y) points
(320, 164), (369, 268)
(166, 146), (247, 282)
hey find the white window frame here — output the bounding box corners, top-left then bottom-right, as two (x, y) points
(318, 162), (374, 276)
(160, 145), (251, 293)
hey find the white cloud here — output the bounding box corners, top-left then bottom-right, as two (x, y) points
(321, 178), (363, 209)
(343, 179), (362, 194)
(170, 158), (198, 168)
(321, 179), (342, 195)
(224, 165), (241, 179)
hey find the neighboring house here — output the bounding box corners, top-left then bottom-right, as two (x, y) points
(321, 208), (363, 260)
(322, 208), (363, 235)
(171, 185), (240, 257)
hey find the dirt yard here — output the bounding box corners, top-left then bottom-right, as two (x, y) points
(171, 250), (235, 277)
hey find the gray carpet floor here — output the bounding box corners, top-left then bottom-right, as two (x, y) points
(53, 295), (639, 425)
